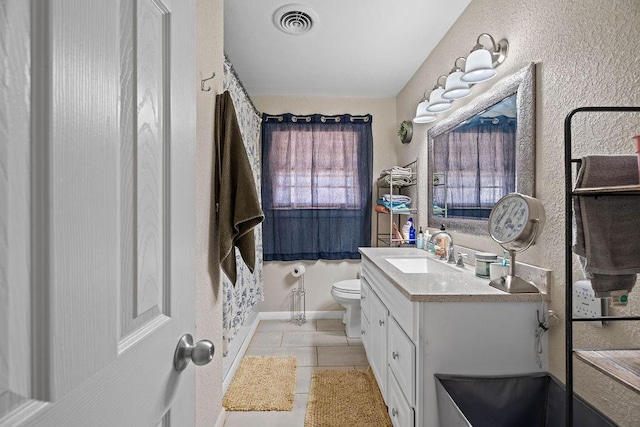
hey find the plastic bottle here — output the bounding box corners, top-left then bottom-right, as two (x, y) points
(416, 227), (424, 249)
(408, 218), (416, 244)
(401, 218), (412, 244)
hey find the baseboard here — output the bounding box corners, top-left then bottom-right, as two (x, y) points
(258, 310), (344, 321)
(222, 313), (261, 394)
(214, 408), (225, 427)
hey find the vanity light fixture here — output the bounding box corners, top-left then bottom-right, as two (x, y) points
(426, 76), (453, 113)
(413, 33), (509, 125)
(412, 91), (437, 123)
(461, 33), (509, 84)
(442, 58), (472, 100)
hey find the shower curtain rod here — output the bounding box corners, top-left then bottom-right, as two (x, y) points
(264, 114), (371, 122)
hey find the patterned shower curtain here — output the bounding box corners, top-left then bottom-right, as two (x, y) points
(222, 58), (263, 356)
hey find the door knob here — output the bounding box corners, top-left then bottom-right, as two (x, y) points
(174, 334), (214, 372)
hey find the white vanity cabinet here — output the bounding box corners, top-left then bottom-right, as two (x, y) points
(362, 262), (416, 427)
(359, 248), (549, 427)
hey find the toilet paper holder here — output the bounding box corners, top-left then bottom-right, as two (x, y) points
(289, 264), (306, 325)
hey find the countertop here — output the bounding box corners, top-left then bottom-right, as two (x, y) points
(359, 247), (550, 303)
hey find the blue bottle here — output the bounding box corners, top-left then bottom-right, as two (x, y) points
(408, 218), (416, 244)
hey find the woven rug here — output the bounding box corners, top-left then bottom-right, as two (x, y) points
(305, 368), (392, 427)
(223, 356), (297, 411)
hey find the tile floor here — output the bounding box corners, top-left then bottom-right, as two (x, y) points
(223, 318), (369, 427)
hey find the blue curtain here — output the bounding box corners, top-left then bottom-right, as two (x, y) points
(261, 113), (373, 261)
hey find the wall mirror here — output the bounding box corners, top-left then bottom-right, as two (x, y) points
(427, 62), (535, 236)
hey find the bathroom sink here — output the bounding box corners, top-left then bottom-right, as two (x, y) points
(385, 257), (463, 274)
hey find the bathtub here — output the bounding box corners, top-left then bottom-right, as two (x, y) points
(435, 373), (616, 427)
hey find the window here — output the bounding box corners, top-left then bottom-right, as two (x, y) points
(261, 114), (373, 261)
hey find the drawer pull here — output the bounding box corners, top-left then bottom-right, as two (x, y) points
(379, 319), (385, 326)
(361, 295), (366, 300)
(392, 351), (399, 360)
(391, 408), (398, 417)
(361, 329), (366, 335)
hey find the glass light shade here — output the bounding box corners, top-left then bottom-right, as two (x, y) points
(413, 101), (436, 123)
(442, 71), (472, 100)
(461, 49), (496, 83)
(426, 88), (452, 113)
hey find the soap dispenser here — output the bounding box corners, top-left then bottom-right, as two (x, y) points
(416, 227), (424, 249)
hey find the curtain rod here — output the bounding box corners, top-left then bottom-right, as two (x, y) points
(264, 115), (370, 123)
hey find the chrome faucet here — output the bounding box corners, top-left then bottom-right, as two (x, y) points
(429, 225), (454, 263)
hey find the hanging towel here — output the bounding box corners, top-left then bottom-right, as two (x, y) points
(573, 155), (640, 297)
(215, 91), (265, 285)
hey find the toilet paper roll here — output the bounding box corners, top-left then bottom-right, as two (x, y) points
(291, 264), (306, 277)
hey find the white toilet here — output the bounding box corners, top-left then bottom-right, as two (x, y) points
(330, 278), (362, 338)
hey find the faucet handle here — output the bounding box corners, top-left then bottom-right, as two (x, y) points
(456, 253), (468, 268)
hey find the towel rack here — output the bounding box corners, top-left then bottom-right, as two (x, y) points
(201, 72), (215, 92)
(564, 106), (640, 427)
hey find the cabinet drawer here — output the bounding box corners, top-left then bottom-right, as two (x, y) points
(360, 277), (371, 322)
(388, 316), (416, 406)
(387, 369), (414, 427)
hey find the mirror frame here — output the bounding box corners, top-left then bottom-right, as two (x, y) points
(427, 62), (536, 236)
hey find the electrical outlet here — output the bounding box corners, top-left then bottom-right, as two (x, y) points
(573, 280), (607, 327)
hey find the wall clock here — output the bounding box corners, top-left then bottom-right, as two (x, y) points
(487, 193), (545, 293)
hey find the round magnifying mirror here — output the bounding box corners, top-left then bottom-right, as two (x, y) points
(487, 193), (545, 293)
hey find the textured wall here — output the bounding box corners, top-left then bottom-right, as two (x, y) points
(195, 0), (224, 425)
(395, 1), (640, 424)
(252, 96), (398, 312)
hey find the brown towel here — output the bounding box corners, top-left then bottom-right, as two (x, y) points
(573, 155), (639, 297)
(215, 91), (264, 284)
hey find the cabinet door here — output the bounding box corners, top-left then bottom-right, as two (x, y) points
(370, 289), (388, 399)
(361, 277), (371, 322)
(361, 311), (371, 356)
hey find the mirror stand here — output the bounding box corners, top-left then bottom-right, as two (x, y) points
(488, 249), (538, 293)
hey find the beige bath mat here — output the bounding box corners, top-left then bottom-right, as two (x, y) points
(305, 368), (392, 427)
(223, 356), (297, 411)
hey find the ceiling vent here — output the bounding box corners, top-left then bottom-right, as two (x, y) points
(272, 4), (318, 35)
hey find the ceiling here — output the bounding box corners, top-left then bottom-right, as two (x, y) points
(224, 0), (472, 98)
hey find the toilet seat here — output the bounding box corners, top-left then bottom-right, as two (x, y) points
(331, 279), (361, 294)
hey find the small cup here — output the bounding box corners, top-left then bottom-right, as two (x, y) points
(490, 263), (510, 281)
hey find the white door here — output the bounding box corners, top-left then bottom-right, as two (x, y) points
(0, 0), (201, 425)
